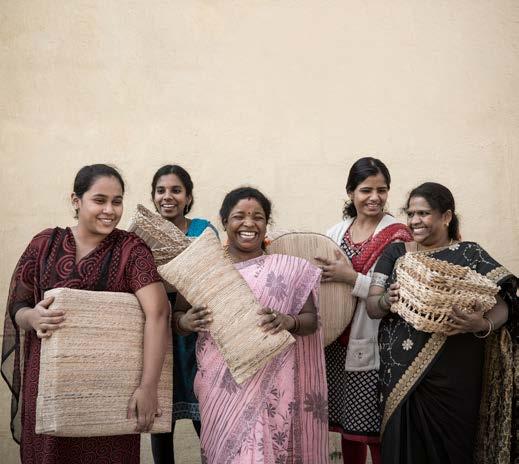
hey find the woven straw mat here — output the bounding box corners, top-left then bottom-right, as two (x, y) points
(267, 232), (356, 346)
(158, 228), (295, 384)
(127, 204), (191, 265)
(392, 252), (499, 333)
(36, 288), (172, 436)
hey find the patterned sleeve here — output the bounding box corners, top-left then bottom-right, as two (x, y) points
(470, 244), (518, 329)
(9, 231), (52, 316)
(125, 242), (162, 293)
(372, 242), (406, 288)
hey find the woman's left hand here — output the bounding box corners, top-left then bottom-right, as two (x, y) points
(443, 302), (488, 336)
(257, 307), (291, 334)
(127, 384), (160, 432)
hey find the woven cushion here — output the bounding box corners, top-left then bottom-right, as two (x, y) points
(36, 288), (172, 436)
(158, 228), (295, 384)
(267, 232), (356, 346)
(392, 252), (499, 333)
(127, 204), (191, 265)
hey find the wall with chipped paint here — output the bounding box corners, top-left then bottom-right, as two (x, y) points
(1, 1), (518, 461)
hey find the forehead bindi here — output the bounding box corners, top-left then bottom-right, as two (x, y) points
(231, 198), (265, 215)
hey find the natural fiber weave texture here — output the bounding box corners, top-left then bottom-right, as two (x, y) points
(392, 252), (499, 333)
(36, 288), (172, 436)
(158, 228), (295, 384)
(127, 204), (191, 265)
(267, 232), (356, 346)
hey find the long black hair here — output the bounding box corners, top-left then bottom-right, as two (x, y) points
(219, 187), (272, 225)
(343, 157), (391, 218)
(73, 164), (125, 218)
(405, 182), (461, 240)
(151, 164), (194, 215)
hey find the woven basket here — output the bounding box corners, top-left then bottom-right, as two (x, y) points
(158, 228), (295, 384)
(127, 204), (191, 265)
(392, 252), (499, 333)
(267, 232), (356, 346)
(36, 288), (172, 437)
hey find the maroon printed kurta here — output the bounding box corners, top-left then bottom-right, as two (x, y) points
(1, 227), (161, 464)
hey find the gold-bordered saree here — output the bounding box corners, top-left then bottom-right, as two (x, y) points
(372, 241), (518, 464)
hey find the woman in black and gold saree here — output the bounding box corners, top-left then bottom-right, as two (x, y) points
(366, 182), (518, 464)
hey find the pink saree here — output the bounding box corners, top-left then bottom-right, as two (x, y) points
(194, 254), (329, 464)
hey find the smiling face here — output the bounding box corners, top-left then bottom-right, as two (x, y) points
(406, 196), (452, 248)
(153, 173), (192, 221)
(224, 198), (267, 257)
(348, 172), (388, 219)
(72, 175), (123, 238)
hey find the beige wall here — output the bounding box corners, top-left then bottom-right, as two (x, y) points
(1, 1), (518, 460)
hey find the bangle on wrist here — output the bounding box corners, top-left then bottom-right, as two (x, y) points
(474, 315), (494, 339)
(287, 314), (300, 334)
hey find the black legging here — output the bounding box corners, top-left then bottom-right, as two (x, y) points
(151, 420), (201, 464)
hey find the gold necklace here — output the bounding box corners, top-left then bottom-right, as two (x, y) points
(223, 245), (265, 263)
(416, 239), (454, 252)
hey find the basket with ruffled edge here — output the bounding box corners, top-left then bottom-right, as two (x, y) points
(392, 252), (499, 333)
(127, 204), (191, 266)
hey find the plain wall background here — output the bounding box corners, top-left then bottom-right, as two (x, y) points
(1, 1), (518, 461)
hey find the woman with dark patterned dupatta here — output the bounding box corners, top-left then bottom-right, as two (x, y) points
(1, 164), (170, 464)
(367, 182), (518, 464)
(316, 157), (412, 464)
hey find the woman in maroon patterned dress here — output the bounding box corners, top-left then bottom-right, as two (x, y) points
(1, 164), (170, 464)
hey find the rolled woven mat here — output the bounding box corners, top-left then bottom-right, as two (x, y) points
(267, 232), (356, 346)
(158, 228), (295, 384)
(392, 252), (499, 333)
(127, 204), (191, 265)
(36, 288), (172, 437)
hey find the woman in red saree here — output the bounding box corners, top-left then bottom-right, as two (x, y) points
(173, 187), (329, 464)
(1, 164), (170, 464)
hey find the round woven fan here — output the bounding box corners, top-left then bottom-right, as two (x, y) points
(392, 252), (499, 333)
(127, 204), (191, 265)
(267, 232), (356, 346)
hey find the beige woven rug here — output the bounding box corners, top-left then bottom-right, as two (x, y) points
(392, 252), (499, 333)
(158, 228), (295, 384)
(36, 288), (173, 436)
(267, 232), (356, 346)
(127, 204), (191, 265)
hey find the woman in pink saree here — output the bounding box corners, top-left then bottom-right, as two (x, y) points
(173, 187), (329, 464)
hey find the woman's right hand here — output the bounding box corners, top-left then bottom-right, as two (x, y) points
(315, 250), (357, 285)
(29, 296), (65, 338)
(178, 305), (212, 333)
